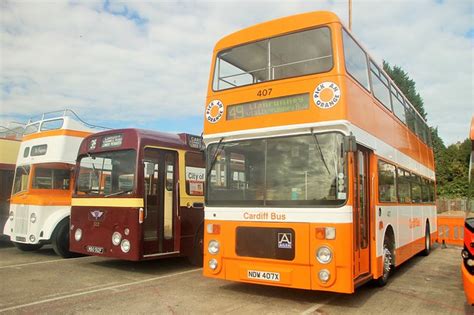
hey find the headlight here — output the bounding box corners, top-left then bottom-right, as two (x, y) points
(124, 228), (130, 236)
(112, 232), (122, 246)
(9, 211), (14, 221)
(316, 246), (333, 264)
(30, 213), (37, 223)
(209, 258), (218, 270)
(120, 239), (131, 253)
(208, 240), (220, 254)
(318, 269), (330, 283)
(29, 234), (36, 243)
(74, 228), (83, 241)
(462, 250), (469, 259)
(468, 259), (474, 267)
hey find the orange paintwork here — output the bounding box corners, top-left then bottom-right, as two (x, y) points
(10, 163), (74, 206)
(204, 220), (355, 293)
(22, 129), (92, 141)
(470, 117), (474, 141)
(462, 263), (474, 305)
(438, 216), (465, 246)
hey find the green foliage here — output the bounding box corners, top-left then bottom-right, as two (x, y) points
(383, 62), (470, 197)
(383, 61), (426, 120)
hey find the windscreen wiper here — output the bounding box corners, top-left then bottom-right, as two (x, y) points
(206, 137), (224, 183)
(311, 128), (330, 175)
(104, 189), (133, 198)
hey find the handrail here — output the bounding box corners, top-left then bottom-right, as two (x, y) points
(26, 109), (109, 130)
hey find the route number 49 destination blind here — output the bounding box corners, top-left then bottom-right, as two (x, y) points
(227, 93), (309, 120)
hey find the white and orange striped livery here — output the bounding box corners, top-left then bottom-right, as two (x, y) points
(3, 110), (105, 257)
(202, 11), (436, 293)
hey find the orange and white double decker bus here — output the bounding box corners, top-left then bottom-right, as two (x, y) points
(4, 110), (103, 257)
(202, 11), (436, 293)
(69, 129), (205, 264)
(0, 123), (23, 238)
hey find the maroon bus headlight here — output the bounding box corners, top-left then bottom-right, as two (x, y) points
(112, 232), (122, 246)
(74, 228), (83, 241)
(120, 239), (130, 253)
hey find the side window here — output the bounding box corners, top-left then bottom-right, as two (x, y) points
(411, 174), (422, 203)
(378, 160), (397, 202)
(342, 30), (370, 91)
(391, 86), (406, 124)
(397, 168), (411, 203)
(185, 152), (205, 196)
(23, 147), (30, 158)
(370, 62), (391, 111)
(405, 106), (417, 134)
(421, 178), (430, 203)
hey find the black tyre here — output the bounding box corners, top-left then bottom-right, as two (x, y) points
(52, 218), (76, 258)
(377, 237), (394, 287)
(188, 224), (203, 267)
(13, 242), (43, 251)
(421, 223), (431, 256)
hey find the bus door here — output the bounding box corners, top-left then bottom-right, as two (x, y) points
(143, 148), (178, 257)
(354, 147), (370, 277)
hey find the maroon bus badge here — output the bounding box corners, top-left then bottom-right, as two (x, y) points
(88, 210), (105, 222)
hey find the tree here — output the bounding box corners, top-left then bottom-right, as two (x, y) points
(383, 61), (426, 120)
(383, 62), (470, 198)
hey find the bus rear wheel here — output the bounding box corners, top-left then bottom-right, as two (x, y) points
(52, 219), (76, 258)
(377, 238), (393, 287)
(13, 242), (43, 251)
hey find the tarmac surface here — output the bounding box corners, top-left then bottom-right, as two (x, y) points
(0, 241), (471, 314)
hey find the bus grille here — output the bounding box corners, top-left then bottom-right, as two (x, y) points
(236, 227), (295, 261)
(14, 207), (29, 235)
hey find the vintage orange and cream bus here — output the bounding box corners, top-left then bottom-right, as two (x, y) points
(4, 110), (102, 257)
(0, 123), (23, 237)
(202, 11), (436, 293)
(69, 129), (205, 264)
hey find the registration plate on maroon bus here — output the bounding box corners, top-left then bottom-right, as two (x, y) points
(86, 245), (104, 254)
(247, 270), (280, 282)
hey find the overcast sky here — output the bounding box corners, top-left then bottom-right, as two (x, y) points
(0, 0), (472, 145)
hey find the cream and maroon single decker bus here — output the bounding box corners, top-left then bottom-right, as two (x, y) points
(4, 110), (102, 257)
(202, 11), (436, 293)
(70, 129), (205, 264)
(0, 123), (23, 237)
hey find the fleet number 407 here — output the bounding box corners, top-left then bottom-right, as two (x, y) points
(257, 88), (272, 97)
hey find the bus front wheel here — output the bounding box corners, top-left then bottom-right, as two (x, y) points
(377, 237), (394, 287)
(52, 219), (76, 258)
(13, 242), (43, 251)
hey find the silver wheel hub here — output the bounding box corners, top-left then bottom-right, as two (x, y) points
(383, 246), (392, 275)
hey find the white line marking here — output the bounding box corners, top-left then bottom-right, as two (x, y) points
(0, 256), (92, 270)
(0, 268), (200, 312)
(300, 296), (337, 315)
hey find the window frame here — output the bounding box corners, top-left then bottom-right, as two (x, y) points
(211, 26), (335, 92)
(342, 28), (371, 93)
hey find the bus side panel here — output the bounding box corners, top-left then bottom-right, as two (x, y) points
(178, 205), (204, 259)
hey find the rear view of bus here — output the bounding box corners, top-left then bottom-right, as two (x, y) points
(70, 129), (205, 263)
(202, 11), (436, 293)
(4, 110), (101, 257)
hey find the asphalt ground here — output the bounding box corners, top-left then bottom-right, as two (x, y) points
(0, 241), (471, 315)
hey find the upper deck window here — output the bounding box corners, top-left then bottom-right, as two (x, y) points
(213, 27), (333, 91)
(40, 119), (64, 131)
(342, 30), (370, 91)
